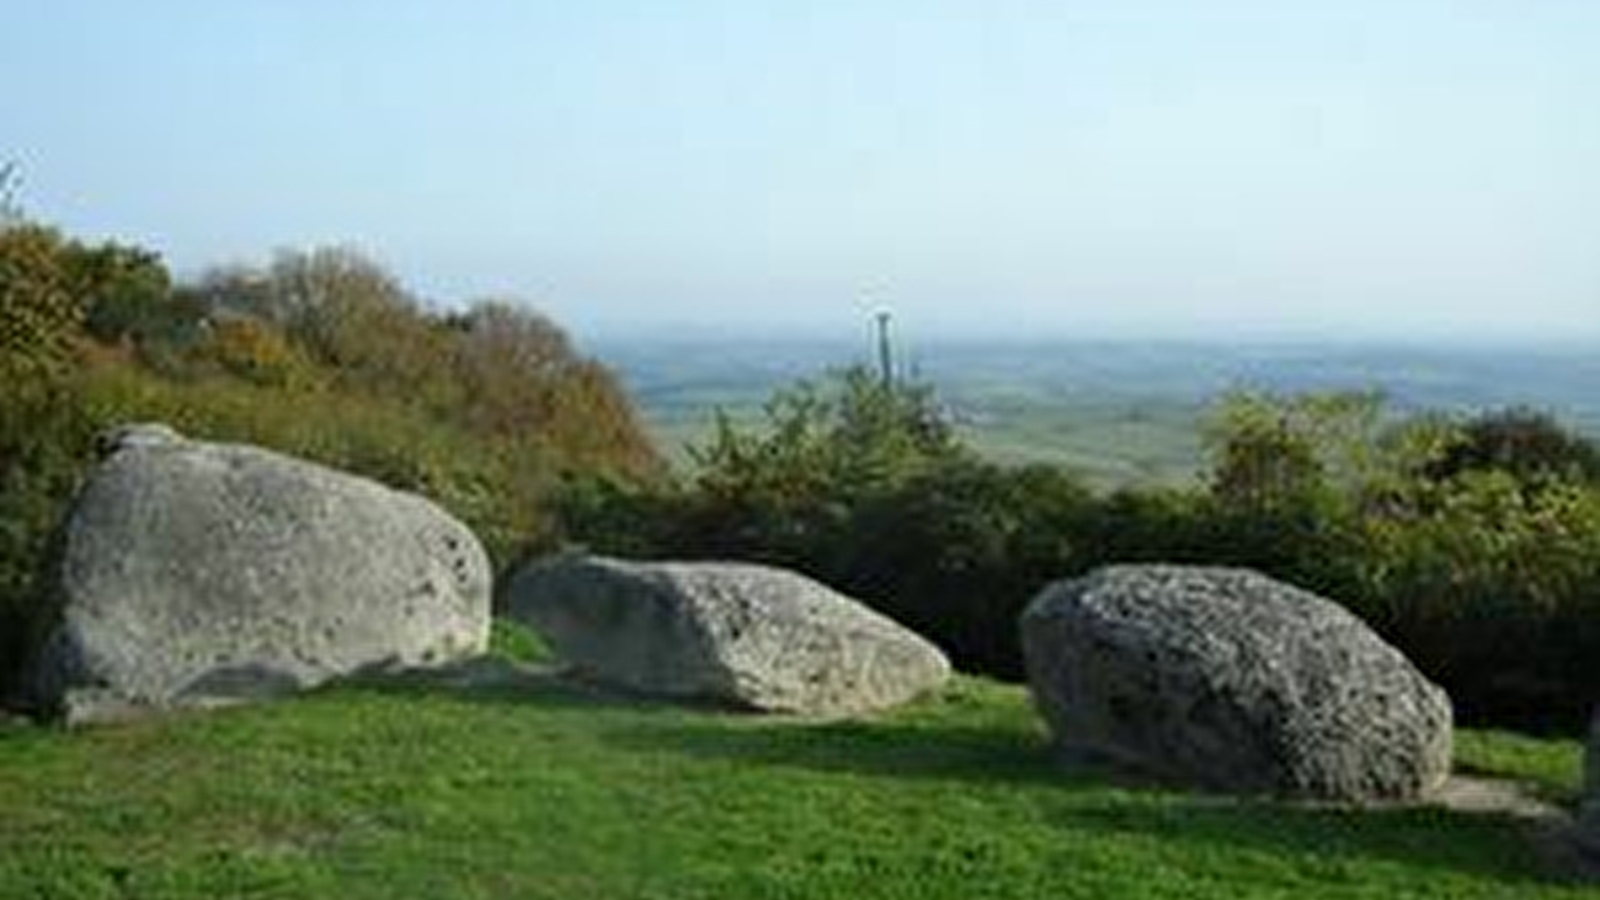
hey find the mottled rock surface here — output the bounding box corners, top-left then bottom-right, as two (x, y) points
(1020, 564), (1453, 801)
(503, 555), (950, 716)
(28, 423), (491, 723)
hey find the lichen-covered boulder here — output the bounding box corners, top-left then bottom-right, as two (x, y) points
(27, 423), (491, 723)
(1020, 564), (1453, 802)
(503, 555), (950, 716)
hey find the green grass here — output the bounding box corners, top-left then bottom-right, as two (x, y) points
(0, 651), (1590, 899)
(487, 618), (554, 665)
(1453, 729), (1586, 805)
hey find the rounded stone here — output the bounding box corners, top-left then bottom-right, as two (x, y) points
(27, 424), (492, 723)
(1020, 564), (1453, 802)
(504, 554), (950, 716)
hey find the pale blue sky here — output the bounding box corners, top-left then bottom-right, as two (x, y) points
(3, 2), (1596, 341)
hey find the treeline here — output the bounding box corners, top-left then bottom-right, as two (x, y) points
(7, 204), (1599, 735)
(564, 369), (1600, 734)
(1, 218), (660, 694)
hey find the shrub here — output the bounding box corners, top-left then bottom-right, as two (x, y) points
(0, 377), (99, 698)
(1201, 395), (1600, 732)
(836, 459), (1093, 677)
(1349, 470), (1600, 731)
(561, 369), (1096, 674)
(186, 315), (317, 388)
(449, 301), (659, 481)
(1424, 407), (1600, 486)
(71, 242), (192, 348)
(0, 223), (84, 382)
(581, 366), (969, 565)
(572, 376), (1600, 734)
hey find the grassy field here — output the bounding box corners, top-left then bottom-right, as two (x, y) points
(641, 399), (1205, 491)
(0, 627), (1590, 899)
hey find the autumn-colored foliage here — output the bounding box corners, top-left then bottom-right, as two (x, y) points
(0, 223), (83, 381)
(0, 225), (662, 698)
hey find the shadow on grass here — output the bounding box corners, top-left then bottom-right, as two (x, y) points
(336, 656), (752, 715)
(1067, 796), (1582, 888)
(622, 712), (1069, 787)
(348, 657), (1068, 784)
(620, 712), (1575, 886)
(343, 660), (1580, 888)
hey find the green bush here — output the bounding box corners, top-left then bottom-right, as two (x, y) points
(561, 369), (1097, 676)
(1346, 470), (1600, 731)
(835, 459), (1093, 677)
(1175, 393), (1600, 731)
(0, 223), (84, 382)
(569, 374), (1600, 734)
(572, 366), (966, 561)
(1425, 407), (1600, 485)
(0, 378), (99, 697)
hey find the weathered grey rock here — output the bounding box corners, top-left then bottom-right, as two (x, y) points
(503, 555), (950, 716)
(28, 423), (491, 723)
(1020, 565), (1453, 802)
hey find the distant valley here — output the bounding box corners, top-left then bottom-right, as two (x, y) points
(596, 336), (1600, 490)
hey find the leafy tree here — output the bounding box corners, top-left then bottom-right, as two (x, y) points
(185, 248), (446, 404)
(0, 223), (83, 382)
(0, 211), (94, 695)
(566, 365), (963, 559)
(451, 301), (577, 423)
(267, 247), (455, 398)
(692, 365), (963, 502)
(1199, 392), (1600, 730)
(3, 221), (194, 377)
(1203, 391), (1388, 510)
(1424, 407), (1600, 485)
(182, 251), (661, 485)
(71, 242), (196, 348)
(1351, 469), (1600, 730)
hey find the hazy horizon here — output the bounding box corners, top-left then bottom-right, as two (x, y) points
(4, 3), (1597, 343)
(574, 315), (1600, 350)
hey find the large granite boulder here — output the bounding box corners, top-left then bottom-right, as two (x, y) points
(27, 423), (492, 723)
(1020, 565), (1452, 802)
(503, 555), (950, 716)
